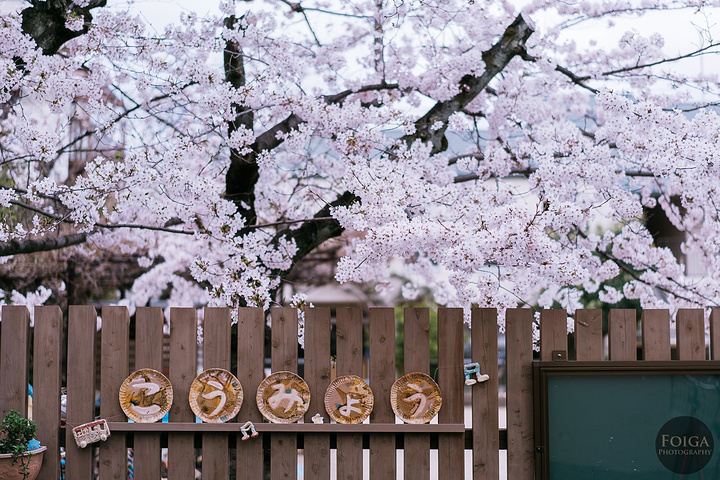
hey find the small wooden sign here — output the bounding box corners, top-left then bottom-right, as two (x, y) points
(72, 419), (110, 448)
(256, 371), (311, 424)
(391, 372), (442, 424)
(324, 375), (374, 424)
(189, 368), (243, 423)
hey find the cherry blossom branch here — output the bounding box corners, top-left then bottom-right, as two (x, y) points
(402, 14), (534, 155)
(453, 167), (656, 184)
(0, 232), (88, 256)
(20, 0), (107, 56)
(277, 0), (371, 19)
(601, 42), (720, 77)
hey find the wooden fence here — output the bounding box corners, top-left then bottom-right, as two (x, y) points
(0, 306), (718, 479)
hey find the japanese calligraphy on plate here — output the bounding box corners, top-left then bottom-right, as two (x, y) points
(391, 372), (442, 424)
(256, 371), (311, 423)
(324, 375), (374, 424)
(119, 369), (173, 423)
(189, 368), (243, 423)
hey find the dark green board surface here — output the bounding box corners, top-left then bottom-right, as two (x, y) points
(548, 374), (720, 479)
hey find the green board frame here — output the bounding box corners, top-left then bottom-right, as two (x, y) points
(534, 361), (720, 479)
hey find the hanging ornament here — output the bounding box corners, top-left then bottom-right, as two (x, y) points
(463, 362), (490, 386)
(72, 419), (111, 448)
(240, 421), (258, 440)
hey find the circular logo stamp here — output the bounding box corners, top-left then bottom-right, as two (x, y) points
(656, 416), (714, 474)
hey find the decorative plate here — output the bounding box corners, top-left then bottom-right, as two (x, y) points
(119, 368), (173, 423)
(390, 372), (442, 424)
(189, 368), (243, 423)
(256, 371), (311, 423)
(324, 375), (374, 424)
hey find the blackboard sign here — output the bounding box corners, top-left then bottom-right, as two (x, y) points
(534, 362), (720, 479)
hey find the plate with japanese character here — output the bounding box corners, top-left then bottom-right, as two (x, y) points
(256, 371), (311, 423)
(324, 375), (374, 424)
(119, 368), (173, 423)
(390, 372), (442, 424)
(189, 368), (243, 423)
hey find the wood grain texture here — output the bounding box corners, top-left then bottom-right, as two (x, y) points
(336, 307), (364, 480)
(65, 306), (97, 480)
(608, 309), (636, 361)
(134, 307), (164, 480)
(202, 307), (232, 480)
(403, 307), (430, 480)
(710, 309), (720, 361)
(237, 307), (266, 480)
(271, 308), (298, 480)
(168, 308), (198, 480)
(99, 306), (129, 480)
(574, 309), (602, 361)
(0, 306), (30, 418)
(303, 307), (331, 480)
(676, 309), (705, 360)
(369, 308), (396, 480)
(471, 308), (499, 480)
(33, 306), (63, 480)
(540, 309), (567, 362)
(437, 308), (464, 479)
(641, 309), (671, 361)
(505, 309), (534, 480)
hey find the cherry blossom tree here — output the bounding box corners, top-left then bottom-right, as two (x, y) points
(1, 0), (720, 325)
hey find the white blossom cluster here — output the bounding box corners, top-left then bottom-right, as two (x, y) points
(1, 0), (720, 332)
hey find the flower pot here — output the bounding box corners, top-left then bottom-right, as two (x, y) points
(0, 446), (46, 480)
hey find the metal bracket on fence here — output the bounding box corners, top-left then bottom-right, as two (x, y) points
(551, 350), (567, 361)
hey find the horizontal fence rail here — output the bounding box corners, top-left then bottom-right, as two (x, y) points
(0, 306), (719, 479)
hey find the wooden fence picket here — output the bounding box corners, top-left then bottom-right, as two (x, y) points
(98, 306), (129, 480)
(237, 307), (266, 480)
(64, 306), (97, 480)
(403, 307), (431, 480)
(33, 306), (62, 480)
(270, 307), (299, 480)
(574, 309), (602, 361)
(505, 308), (534, 480)
(539, 309), (567, 362)
(676, 309), (705, 360)
(0, 306), (30, 419)
(608, 309), (636, 361)
(134, 307), (164, 480)
(202, 307), (232, 479)
(335, 307), (364, 479)
(369, 307), (396, 479)
(471, 308), (499, 480)
(641, 309), (671, 361)
(437, 308), (464, 479)
(167, 307), (198, 480)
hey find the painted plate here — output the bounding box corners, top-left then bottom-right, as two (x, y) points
(119, 368), (173, 423)
(189, 368), (243, 423)
(390, 372), (442, 424)
(256, 371), (311, 423)
(324, 375), (374, 424)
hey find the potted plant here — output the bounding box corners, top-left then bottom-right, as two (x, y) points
(0, 410), (45, 480)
